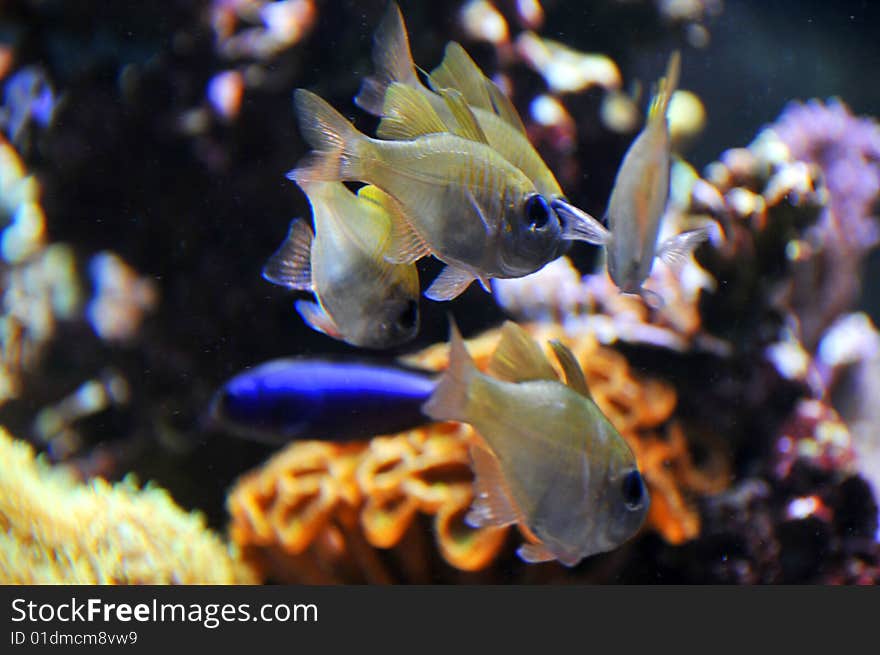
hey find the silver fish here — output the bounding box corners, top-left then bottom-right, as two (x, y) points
(552, 52), (710, 304)
(288, 89), (573, 301)
(355, 2), (565, 202)
(423, 321), (649, 566)
(263, 181), (419, 348)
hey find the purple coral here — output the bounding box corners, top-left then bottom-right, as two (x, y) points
(773, 98), (880, 246)
(769, 99), (880, 347)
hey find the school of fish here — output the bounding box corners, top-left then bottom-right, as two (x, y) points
(237, 2), (717, 565)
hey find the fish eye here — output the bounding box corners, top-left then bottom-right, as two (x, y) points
(525, 194), (551, 230)
(621, 470), (644, 510)
(397, 300), (418, 329)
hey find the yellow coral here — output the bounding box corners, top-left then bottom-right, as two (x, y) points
(228, 323), (730, 581)
(0, 428), (257, 584)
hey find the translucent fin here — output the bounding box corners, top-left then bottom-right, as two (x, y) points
(517, 542), (556, 564)
(465, 442), (521, 528)
(478, 276), (492, 293)
(354, 183), (390, 207)
(487, 321), (557, 383)
(639, 287), (664, 310)
(262, 219), (314, 291)
(295, 299), (341, 339)
(424, 265), (476, 301)
(439, 88), (489, 144)
(656, 226), (710, 271)
(289, 89), (368, 183)
(384, 207), (431, 264)
(551, 199), (610, 245)
(429, 42), (493, 112)
(422, 319), (477, 423)
(549, 340), (591, 398)
(377, 83), (448, 139)
(354, 2), (420, 115)
(465, 188), (493, 234)
(486, 80), (528, 135)
(647, 50), (681, 124)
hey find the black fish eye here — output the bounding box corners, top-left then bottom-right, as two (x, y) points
(525, 194), (551, 230)
(397, 300), (418, 328)
(621, 470), (644, 509)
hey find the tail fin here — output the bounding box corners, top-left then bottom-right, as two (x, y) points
(647, 50), (681, 125)
(355, 2), (421, 115)
(422, 318), (477, 423)
(289, 89), (370, 183)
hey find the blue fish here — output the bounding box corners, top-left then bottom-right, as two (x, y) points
(210, 357), (437, 444)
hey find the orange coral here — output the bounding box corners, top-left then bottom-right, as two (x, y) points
(227, 323), (730, 581)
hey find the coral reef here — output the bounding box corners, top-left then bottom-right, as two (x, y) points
(228, 322), (729, 582)
(0, 427), (257, 584)
(689, 399), (879, 584)
(767, 99), (880, 349)
(1, 133), (81, 406)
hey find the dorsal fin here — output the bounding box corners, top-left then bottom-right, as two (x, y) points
(438, 88), (488, 144)
(549, 340), (591, 398)
(262, 219), (314, 291)
(429, 42), (493, 112)
(648, 50), (681, 124)
(485, 79), (528, 135)
(487, 321), (558, 383)
(465, 441), (522, 528)
(377, 82), (449, 139)
(354, 2), (420, 115)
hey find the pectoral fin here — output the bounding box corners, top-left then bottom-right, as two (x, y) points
(295, 299), (341, 339)
(424, 265), (476, 301)
(656, 226), (710, 270)
(549, 340), (591, 398)
(262, 219), (314, 291)
(465, 442), (521, 528)
(487, 321), (558, 383)
(385, 207), (432, 264)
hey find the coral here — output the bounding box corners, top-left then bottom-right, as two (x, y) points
(209, 0), (316, 61)
(689, 404), (880, 584)
(86, 251), (158, 342)
(768, 99), (880, 349)
(1, 133), (81, 406)
(0, 427), (257, 584)
(228, 322), (729, 582)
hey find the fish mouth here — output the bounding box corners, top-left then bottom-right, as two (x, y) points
(550, 199), (609, 245)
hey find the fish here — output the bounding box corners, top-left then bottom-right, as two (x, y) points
(552, 52), (710, 304)
(288, 89), (582, 301)
(263, 181), (420, 348)
(210, 357), (437, 445)
(422, 320), (649, 566)
(355, 3), (565, 202)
